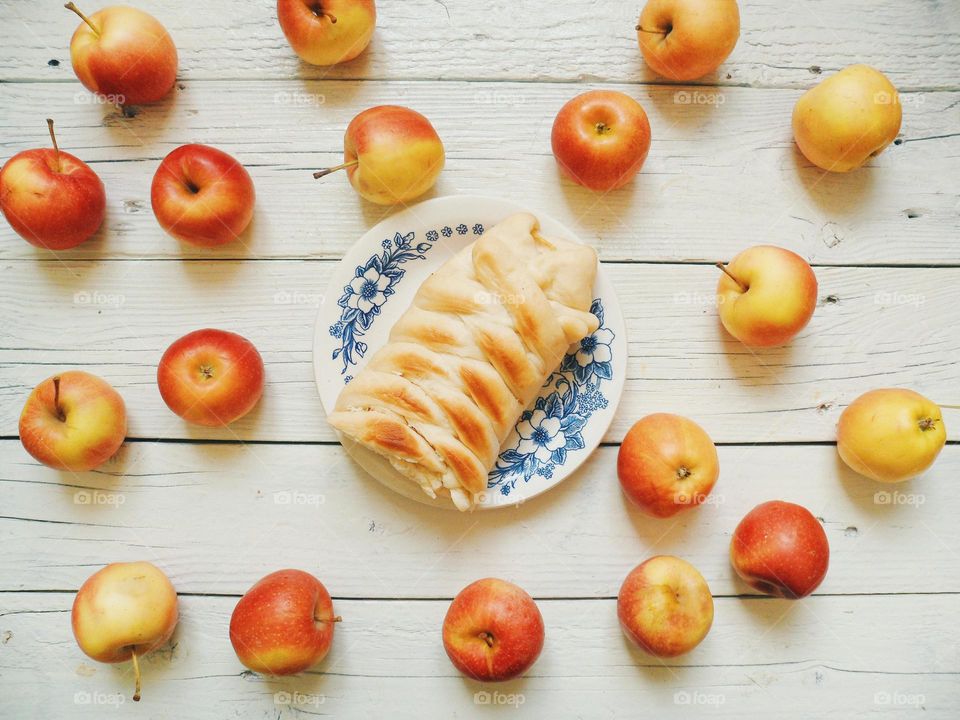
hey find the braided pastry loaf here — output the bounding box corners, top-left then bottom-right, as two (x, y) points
(327, 213), (599, 509)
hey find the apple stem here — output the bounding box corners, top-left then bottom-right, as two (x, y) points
(312, 160), (359, 179)
(64, 2), (101, 37)
(46, 119), (62, 173)
(130, 648), (142, 702)
(716, 262), (748, 293)
(478, 631), (495, 648)
(938, 404), (960, 410)
(52, 376), (66, 422)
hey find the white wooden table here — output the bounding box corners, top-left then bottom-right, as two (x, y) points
(2, 1), (959, 717)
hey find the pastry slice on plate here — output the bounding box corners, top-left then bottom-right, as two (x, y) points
(327, 212), (599, 509)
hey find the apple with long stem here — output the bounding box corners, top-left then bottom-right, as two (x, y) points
(313, 105), (444, 205)
(0, 119), (106, 249)
(65, 2), (178, 105)
(72, 562), (179, 702)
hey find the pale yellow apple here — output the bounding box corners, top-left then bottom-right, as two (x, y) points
(793, 64), (902, 172)
(837, 389), (946, 483)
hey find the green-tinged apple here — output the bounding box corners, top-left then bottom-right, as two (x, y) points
(793, 65), (902, 172)
(157, 329), (264, 426)
(618, 413), (719, 518)
(637, 0), (740, 81)
(442, 578), (544, 682)
(151, 144), (256, 247)
(730, 500), (829, 599)
(551, 90), (651, 192)
(617, 555), (713, 657)
(277, 0), (376, 66)
(19, 370), (126, 471)
(230, 569), (340, 675)
(716, 245), (818, 347)
(837, 388), (946, 483)
(0, 119), (105, 250)
(313, 105), (444, 205)
(65, 2), (178, 105)
(72, 561), (179, 701)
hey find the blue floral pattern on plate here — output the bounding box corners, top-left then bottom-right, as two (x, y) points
(329, 223), (485, 377)
(488, 298), (612, 496)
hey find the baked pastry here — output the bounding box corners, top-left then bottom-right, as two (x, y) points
(327, 213), (599, 509)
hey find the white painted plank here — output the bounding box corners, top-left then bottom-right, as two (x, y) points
(2, 0), (958, 90)
(1, 442), (957, 596)
(1, 81), (957, 264)
(1, 592), (957, 718)
(1, 261), (957, 443)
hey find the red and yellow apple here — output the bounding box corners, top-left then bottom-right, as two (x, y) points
(793, 64), (902, 173)
(837, 389), (946, 483)
(157, 329), (264, 427)
(0, 119), (105, 250)
(66, 3), (178, 105)
(637, 0), (740, 81)
(277, 0), (376, 66)
(72, 561), (179, 701)
(617, 555), (713, 657)
(313, 105), (444, 205)
(618, 413), (719, 518)
(19, 371), (126, 471)
(151, 144), (256, 247)
(730, 500), (829, 599)
(442, 578), (544, 682)
(229, 569), (340, 675)
(551, 90), (651, 192)
(716, 245), (818, 347)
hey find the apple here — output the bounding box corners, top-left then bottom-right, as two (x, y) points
(65, 2), (177, 105)
(230, 569), (340, 675)
(442, 578), (544, 682)
(618, 413), (719, 518)
(157, 329), (264, 427)
(716, 245), (818, 347)
(730, 500), (829, 599)
(0, 118), (106, 250)
(72, 561), (179, 701)
(19, 371), (126, 471)
(793, 64), (902, 172)
(617, 555), (713, 657)
(837, 388), (946, 483)
(151, 144), (256, 247)
(550, 90), (651, 192)
(277, 0), (376, 66)
(637, 0), (740, 81)
(313, 105), (444, 205)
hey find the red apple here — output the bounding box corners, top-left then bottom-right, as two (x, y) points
(551, 90), (651, 192)
(151, 144), (256, 247)
(0, 119), (105, 250)
(72, 561), (179, 701)
(19, 371), (126, 471)
(618, 413), (719, 517)
(637, 0), (740, 81)
(157, 329), (264, 427)
(716, 245), (818, 347)
(66, 3), (178, 105)
(442, 578), (544, 682)
(618, 555), (713, 657)
(230, 569), (340, 675)
(314, 105), (444, 205)
(278, 0), (376, 66)
(730, 500), (829, 599)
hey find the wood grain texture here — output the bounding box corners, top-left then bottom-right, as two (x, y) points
(1, 592), (957, 719)
(1, 260), (956, 443)
(1, 81), (958, 264)
(2, 0), (959, 90)
(1, 441), (956, 596)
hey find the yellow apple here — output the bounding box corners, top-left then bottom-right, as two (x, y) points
(637, 0), (740, 81)
(793, 64), (902, 172)
(837, 389), (946, 483)
(277, 0), (376, 66)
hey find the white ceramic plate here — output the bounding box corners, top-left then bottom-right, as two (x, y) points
(314, 195), (626, 510)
